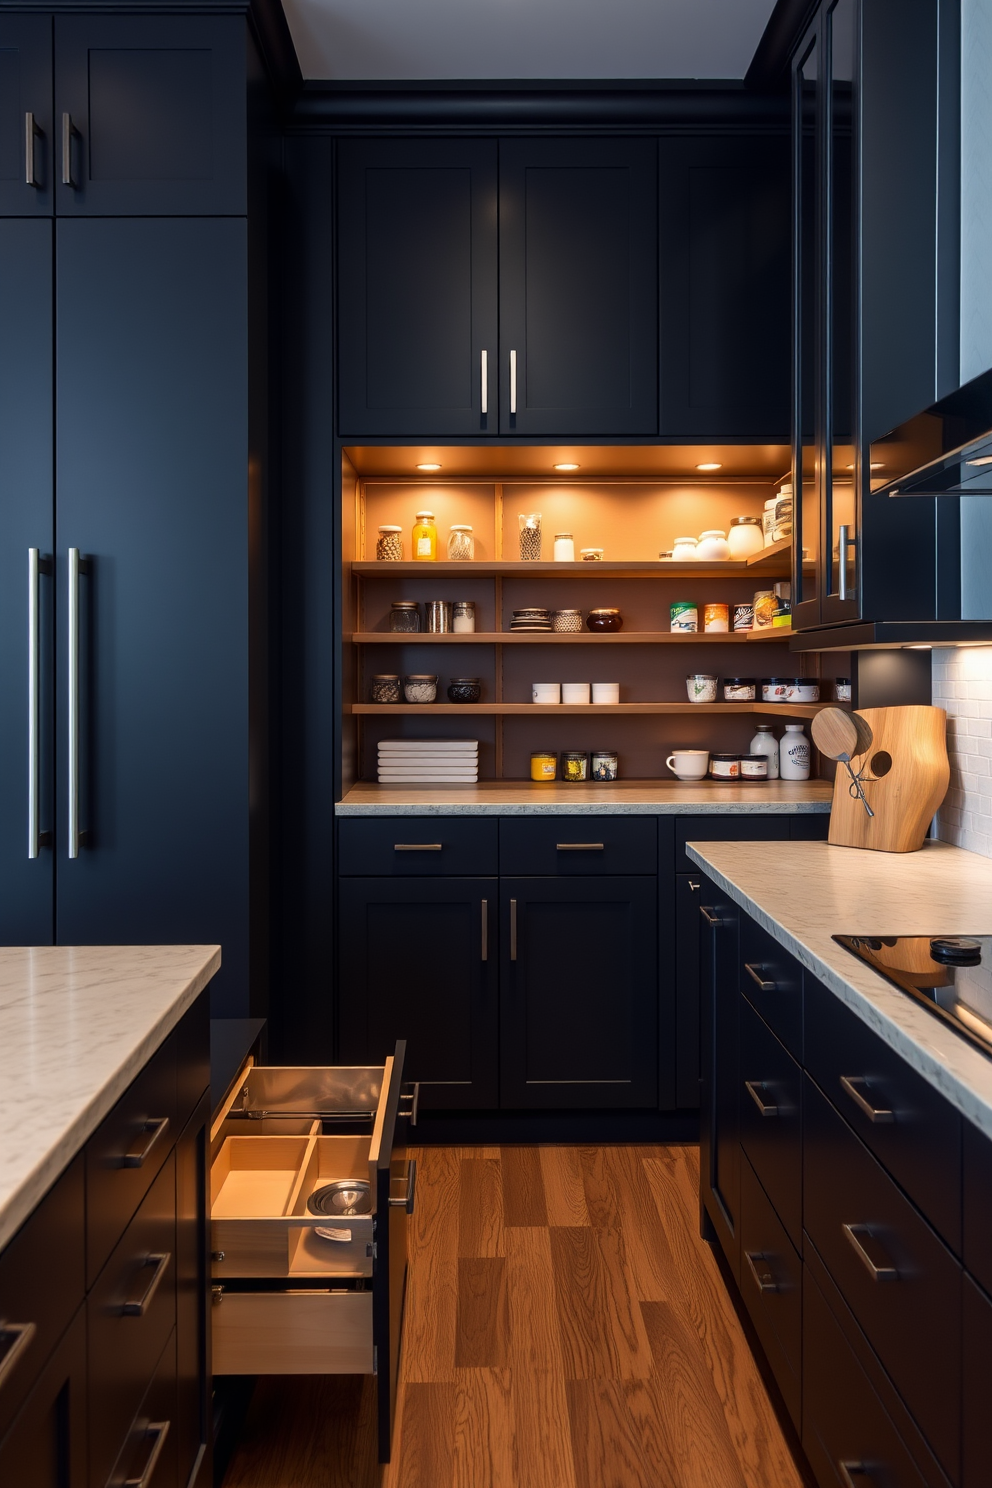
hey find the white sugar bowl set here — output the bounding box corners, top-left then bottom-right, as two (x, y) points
(532, 682), (621, 705)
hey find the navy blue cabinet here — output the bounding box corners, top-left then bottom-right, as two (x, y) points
(698, 875), (741, 1278)
(0, 15), (52, 214)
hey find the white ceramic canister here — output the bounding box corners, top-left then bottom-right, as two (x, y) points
(749, 723), (780, 779)
(532, 682), (561, 704)
(787, 679), (820, 702)
(591, 682), (620, 704)
(672, 536), (698, 562)
(554, 533), (576, 562)
(727, 516), (765, 560)
(561, 682), (591, 705)
(779, 723), (811, 780)
(696, 530), (730, 562)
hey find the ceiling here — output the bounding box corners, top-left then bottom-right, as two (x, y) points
(283, 0), (779, 83)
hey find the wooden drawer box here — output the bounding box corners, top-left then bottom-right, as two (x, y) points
(212, 1290), (374, 1376)
(739, 997), (802, 1250)
(338, 817), (498, 876)
(805, 974), (962, 1254)
(739, 1154), (802, 1429)
(803, 1075), (961, 1483)
(499, 816), (656, 876)
(740, 913), (803, 1061)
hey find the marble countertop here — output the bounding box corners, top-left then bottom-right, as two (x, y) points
(336, 780), (834, 816)
(0, 944), (220, 1253)
(686, 838), (992, 1137)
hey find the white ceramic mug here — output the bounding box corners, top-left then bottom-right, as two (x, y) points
(665, 749), (710, 780)
(562, 682), (591, 705)
(591, 682), (620, 704)
(532, 682), (561, 704)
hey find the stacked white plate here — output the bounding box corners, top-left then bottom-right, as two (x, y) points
(377, 740), (479, 783)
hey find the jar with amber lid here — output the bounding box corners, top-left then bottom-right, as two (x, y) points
(586, 608), (623, 633)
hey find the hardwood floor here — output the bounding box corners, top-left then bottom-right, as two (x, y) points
(221, 1144), (806, 1488)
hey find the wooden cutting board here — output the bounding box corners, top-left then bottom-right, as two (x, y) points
(826, 705), (950, 853)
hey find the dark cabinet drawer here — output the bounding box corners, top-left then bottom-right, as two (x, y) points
(740, 913), (803, 1061)
(803, 1075), (961, 1482)
(499, 816), (656, 876)
(805, 974), (962, 1254)
(963, 1120), (992, 1297)
(0, 1305), (87, 1488)
(803, 1266), (941, 1488)
(964, 1272), (992, 1488)
(338, 817), (498, 877)
(87, 1031), (178, 1287)
(739, 1154), (801, 1429)
(88, 1152), (177, 1488)
(0, 1154), (84, 1441)
(739, 998), (802, 1250)
(106, 1330), (178, 1488)
(676, 814), (791, 872)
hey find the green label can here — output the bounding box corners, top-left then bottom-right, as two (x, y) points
(670, 601), (698, 632)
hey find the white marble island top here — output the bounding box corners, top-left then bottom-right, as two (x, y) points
(686, 838), (992, 1137)
(0, 944), (219, 1252)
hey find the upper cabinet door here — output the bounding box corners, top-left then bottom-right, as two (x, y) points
(0, 16), (53, 216)
(53, 15), (246, 216)
(336, 139), (498, 437)
(499, 138), (658, 437)
(658, 136), (791, 440)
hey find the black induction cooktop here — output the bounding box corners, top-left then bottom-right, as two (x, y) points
(834, 935), (992, 1058)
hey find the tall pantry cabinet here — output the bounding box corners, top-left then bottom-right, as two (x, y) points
(0, 11), (270, 1017)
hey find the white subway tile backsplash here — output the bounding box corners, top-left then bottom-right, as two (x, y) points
(934, 648), (992, 858)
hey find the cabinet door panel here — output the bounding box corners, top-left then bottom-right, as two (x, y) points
(0, 15), (52, 215)
(337, 139), (498, 437)
(0, 1306), (86, 1488)
(500, 877), (657, 1109)
(0, 218), (54, 946)
(54, 15), (245, 216)
(658, 137), (790, 439)
(675, 874), (703, 1109)
(499, 138), (657, 436)
(739, 997), (801, 1250)
(339, 879), (498, 1109)
(54, 219), (249, 1016)
(698, 879), (740, 1278)
(176, 1094), (210, 1488)
(964, 1273), (992, 1488)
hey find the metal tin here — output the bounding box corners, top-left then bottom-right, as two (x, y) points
(733, 603), (754, 631)
(703, 602), (730, 633)
(670, 601), (698, 633)
(425, 600), (452, 634)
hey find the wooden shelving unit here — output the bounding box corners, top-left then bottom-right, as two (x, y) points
(349, 538), (793, 580)
(349, 630), (789, 644)
(351, 701), (833, 719)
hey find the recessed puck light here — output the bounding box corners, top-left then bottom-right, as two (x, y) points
(416, 462), (442, 471)
(696, 462), (722, 471)
(553, 462), (580, 471)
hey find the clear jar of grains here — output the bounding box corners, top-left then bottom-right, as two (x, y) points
(447, 525), (475, 561)
(376, 525), (403, 561)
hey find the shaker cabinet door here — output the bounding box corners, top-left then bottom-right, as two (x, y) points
(499, 876), (658, 1109)
(698, 878), (741, 1280)
(0, 15), (53, 216)
(338, 878), (499, 1109)
(336, 138), (499, 437)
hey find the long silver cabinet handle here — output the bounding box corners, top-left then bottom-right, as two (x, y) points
(122, 1253), (171, 1317)
(838, 524), (854, 602)
(481, 899), (488, 961)
(123, 1421), (170, 1488)
(0, 1321), (37, 1392)
(744, 1080), (779, 1117)
(842, 1223), (898, 1282)
(510, 898), (518, 960)
(481, 349), (488, 415)
(61, 113), (75, 187)
(699, 906), (720, 927)
(28, 550), (53, 858)
(394, 843), (442, 852)
(744, 962), (776, 993)
(388, 1158), (417, 1213)
(744, 1250), (778, 1293)
(840, 1075), (894, 1124)
(556, 843), (604, 851)
(67, 548), (90, 858)
(839, 1464), (875, 1488)
(509, 348), (517, 414)
(121, 1116), (170, 1169)
(25, 113), (40, 187)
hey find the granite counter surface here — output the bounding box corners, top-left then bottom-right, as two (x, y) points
(686, 839), (992, 1137)
(336, 780), (834, 816)
(0, 944), (220, 1252)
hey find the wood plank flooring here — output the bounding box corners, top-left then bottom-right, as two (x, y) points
(221, 1144), (806, 1488)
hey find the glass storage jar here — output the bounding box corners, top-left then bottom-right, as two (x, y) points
(672, 536), (698, 562)
(447, 525), (474, 561)
(591, 750), (619, 781)
(452, 600), (476, 633)
(727, 516), (764, 560)
(403, 674), (438, 703)
(530, 751), (557, 782)
(562, 750), (589, 782)
(370, 674), (401, 704)
(586, 608), (623, 632)
(376, 525), (403, 561)
(723, 677), (756, 701)
(412, 511), (438, 561)
(389, 601), (421, 633)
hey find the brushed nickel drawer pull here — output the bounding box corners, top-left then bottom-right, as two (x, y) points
(389, 1158), (417, 1213)
(744, 962), (776, 993)
(0, 1321), (36, 1392)
(842, 1223), (898, 1282)
(744, 1250), (778, 1293)
(399, 1082), (420, 1127)
(25, 113), (40, 187)
(121, 1115), (169, 1168)
(556, 843), (604, 851)
(744, 1080), (779, 1117)
(840, 1075), (894, 1124)
(510, 898), (518, 960)
(122, 1252), (171, 1316)
(61, 113), (75, 188)
(839, 1464), (874, 1487)
(700, 906), (720, 927)
(481, 899), (488, 961)
(123, 1421), (170, 1488)
(688, 880), (701, 891)
(393, 843), (442, 851)
(480, 348), (488, 414)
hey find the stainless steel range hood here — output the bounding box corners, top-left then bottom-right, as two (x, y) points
(870, 366), (992, 496)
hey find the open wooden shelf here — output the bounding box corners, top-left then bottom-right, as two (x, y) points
(351, 701), (833, 719)
(348, 630), (790, 645)
(349, 539), (793, 580)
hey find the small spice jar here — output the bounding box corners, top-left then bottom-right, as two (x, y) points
(370, 674), (401, 703)
(553, 533), (576, 562)
(376, 525), (403, 561)
(562, 750), (589, 782)
(530, 751), (557, 782)
(703, 603), (730, 633)
(709, 754), (741, 780)
(723, 677), (757, 702)
(591, 750), (619, 781)
(787, 679), (820, 702)
(403, 674), (437, 703)
(581, 548), (604, 561)
(452, 600), (476, 634)
(686, 674), (718, 703)
(740, 754), (769, 781)
(586, 608), (623, 633)
(834, 677), (852, 702)
(389, 601), (421, 634)
(447, 678), (481, 704)
(552, 609), (583, 633)
(733, 602), (754, 632)
(447, 525), (475, 561)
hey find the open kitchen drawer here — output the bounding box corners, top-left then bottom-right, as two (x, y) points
(209, 1042), (415, 1462)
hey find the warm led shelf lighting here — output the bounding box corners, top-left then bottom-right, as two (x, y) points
(416, 462), (442, 471)
(553, 462), (580, 471)
(696, 462), (722, 471)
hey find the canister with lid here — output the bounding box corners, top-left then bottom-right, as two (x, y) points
(709, 754), (741, 780)
(370, 674), (401, 703)
(376, 525), (403, 561)
(425, 600), (453, 633)
(672, 536), (698, 562)
(727, 516), (764, 560)
(591, 750), (619, 781)
(562, 750), (589, 782)
(723, 677), (756, 701)
(390, 601), (421, 633)
(670, 601), (698, 633)
(703, 603), (729, 633)
(587, 608), (623, 632)
(696, 530), (730, 562)
(554, 533), (576, 562)
(740, 755), (769, 781)
(452, 600), (476, 633)
(447, 524), (475, 561)
(530, 751), (557, 782)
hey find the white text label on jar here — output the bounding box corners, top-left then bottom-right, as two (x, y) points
(741, 756), (768, 780)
